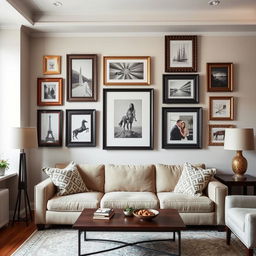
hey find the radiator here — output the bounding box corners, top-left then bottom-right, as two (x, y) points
(0, 189), (9, 228)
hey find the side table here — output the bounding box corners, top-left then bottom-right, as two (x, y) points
(214, 174), (256, 195)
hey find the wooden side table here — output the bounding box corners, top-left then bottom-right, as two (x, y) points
(214, 174), (256, 195)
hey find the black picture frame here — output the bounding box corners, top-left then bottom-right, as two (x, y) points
(66, 109), (96, 147)
(162, 107), (202, 149)
(37, 110), (63, 147)
(67, 54), (97, 102)
(103, 88), (154, 150)
(163, 74), (199, 104)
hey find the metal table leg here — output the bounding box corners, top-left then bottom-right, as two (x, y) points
(78, 230), (81, 256)
(178, 231), (181, 256)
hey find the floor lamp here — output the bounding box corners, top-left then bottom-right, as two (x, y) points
(12, 127), (37, 224)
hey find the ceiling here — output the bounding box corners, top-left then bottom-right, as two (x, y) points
(1, 0), (256, 34)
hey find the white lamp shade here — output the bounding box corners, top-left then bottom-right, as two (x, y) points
(224, 128), (255, 151)
(12, 127), (37, 149)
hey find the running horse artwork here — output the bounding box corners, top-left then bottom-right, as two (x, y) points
(72, 119), (89, 140)
(213, 130), (225, 140)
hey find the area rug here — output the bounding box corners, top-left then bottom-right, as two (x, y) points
(12, 229), (250, 256)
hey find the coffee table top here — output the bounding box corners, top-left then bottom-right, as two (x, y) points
(73, 209), (186, 232)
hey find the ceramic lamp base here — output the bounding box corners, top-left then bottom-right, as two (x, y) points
(232, 150), (247, 178)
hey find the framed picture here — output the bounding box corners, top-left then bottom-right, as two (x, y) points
(103, 89), (153, 150)
(37, 78), (63, 106)
(67, 54), (97, 102)
(37, 110), (63, 147)
(162, 107), (202, 149)
(165, 35), (197, 72)
(207, 63), (233, 92)
(103, 56), (151, 85)
(209, 96), (234, 120)
(66, 109), (96, 147)
(163, 74), (199, 104)
(43, 55), (61, 75)
(208, 124), (236, 146)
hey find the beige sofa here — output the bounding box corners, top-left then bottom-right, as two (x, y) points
(35, 164), (228, 229)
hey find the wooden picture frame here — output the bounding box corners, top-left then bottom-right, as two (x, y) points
(103, 88), (153, 150)
(67, 54), (97, 102)
(162, 107), (202, 149)
(43, 55), (61, 75)
(209, 96), (234, 120)
(207, 63), (233, 92)
(165, 35), (197, 72)
(37, 78), (63, 106)
(103, 56), (151, 85)
(37, 110), (63, 147)
(163, 74), (199, 104)
(208, 124), (236, 146)
(66, 109), (96, 147)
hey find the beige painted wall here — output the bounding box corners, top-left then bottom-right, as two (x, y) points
(28, 35), (256, 199)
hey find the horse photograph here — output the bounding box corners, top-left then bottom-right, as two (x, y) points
(114, 99), (142, 138)
(71, 115), (91, 142)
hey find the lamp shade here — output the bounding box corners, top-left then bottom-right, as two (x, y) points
(12, 127), (37, 149)
(224, 128), (254, 151)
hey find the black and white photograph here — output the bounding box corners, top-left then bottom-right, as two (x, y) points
(37, 78), (63, 106)
(208, 124), (235, 146)
(67, 54), (97, 102)
(43, 55), (61, 75)
(165, 35), (197, 72)
(103, 89), (153, 150)
(66, 109), (96, 147)
(163, 74), (199, 103)
(37, 110), (63, 147)
(207, 63), (233, 92)
(209, 96), (234, 120)
(162, 107), (202, 149)
(104, 56), (151, 85)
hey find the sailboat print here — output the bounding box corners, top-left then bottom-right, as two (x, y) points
(173, 45), (188, 63)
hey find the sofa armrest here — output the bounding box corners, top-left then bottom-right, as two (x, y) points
(206, 179), (228, 225)
(245, 213), (256, 248)
(34, 178), (56, 224)
(225, 195), (256, 209)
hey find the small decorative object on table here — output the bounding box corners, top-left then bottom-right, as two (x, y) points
(133, 209), (159, 221)
(93, 208), (114, 220)
(0, 159), (9, 176)
(123, 207), (134, 217)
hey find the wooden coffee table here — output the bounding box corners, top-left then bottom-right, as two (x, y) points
(73, 209), (186, 256)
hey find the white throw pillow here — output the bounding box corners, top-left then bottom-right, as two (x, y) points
(42, 161), (89, 196)
(174, 162), (216, 197)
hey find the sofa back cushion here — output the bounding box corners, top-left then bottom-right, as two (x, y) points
(156, 163), (205, 192)
(104, 164), (155, 193)
(55, 163), (105, 192)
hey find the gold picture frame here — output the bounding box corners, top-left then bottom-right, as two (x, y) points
(103, 56), (151, 85)
(208, 124), (235, 146)
(43, 55), (61, 75)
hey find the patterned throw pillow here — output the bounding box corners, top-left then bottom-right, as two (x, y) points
(42, 161), (89, 196)
(174, 162), (216, 197)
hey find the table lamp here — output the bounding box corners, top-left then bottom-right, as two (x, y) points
(224, 128), (254, 180)
(12, 127), (37, 224)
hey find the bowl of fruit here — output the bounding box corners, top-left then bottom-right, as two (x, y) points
(133, 209), (159, 221)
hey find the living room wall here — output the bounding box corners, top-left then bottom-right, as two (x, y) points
(27, 34), (256, 201)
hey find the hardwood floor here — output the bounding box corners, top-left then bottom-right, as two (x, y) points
(0, 220), (36, 256)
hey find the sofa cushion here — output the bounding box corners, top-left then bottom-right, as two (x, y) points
(100, 192), (159, 209)
(43, 161), (89, 196)
(156, 163), (206, 193)
(47, 192), (103, 211)
(174, 163), (216, 197)
(157, 192), (215, 213)
(104, 165), (155, 193)
(55, 163), (105, 192)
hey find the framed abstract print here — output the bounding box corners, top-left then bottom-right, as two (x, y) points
(103, 89), (153, 150)
(162, 107), (202, 149)
(208, 124), (236, 146)
(67, 54), (97, 102)
(207, 63), (233, 92)
(163, 74), (199, 104)
(37, 78), (63, 106)
(209, 96), (234, 120)
(165, 35), (197, 72)
(37, 110), (63, 147)
(66, 109), (96, 147)
(103, 56), (151, 85)
(43, 55), (61, 75)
